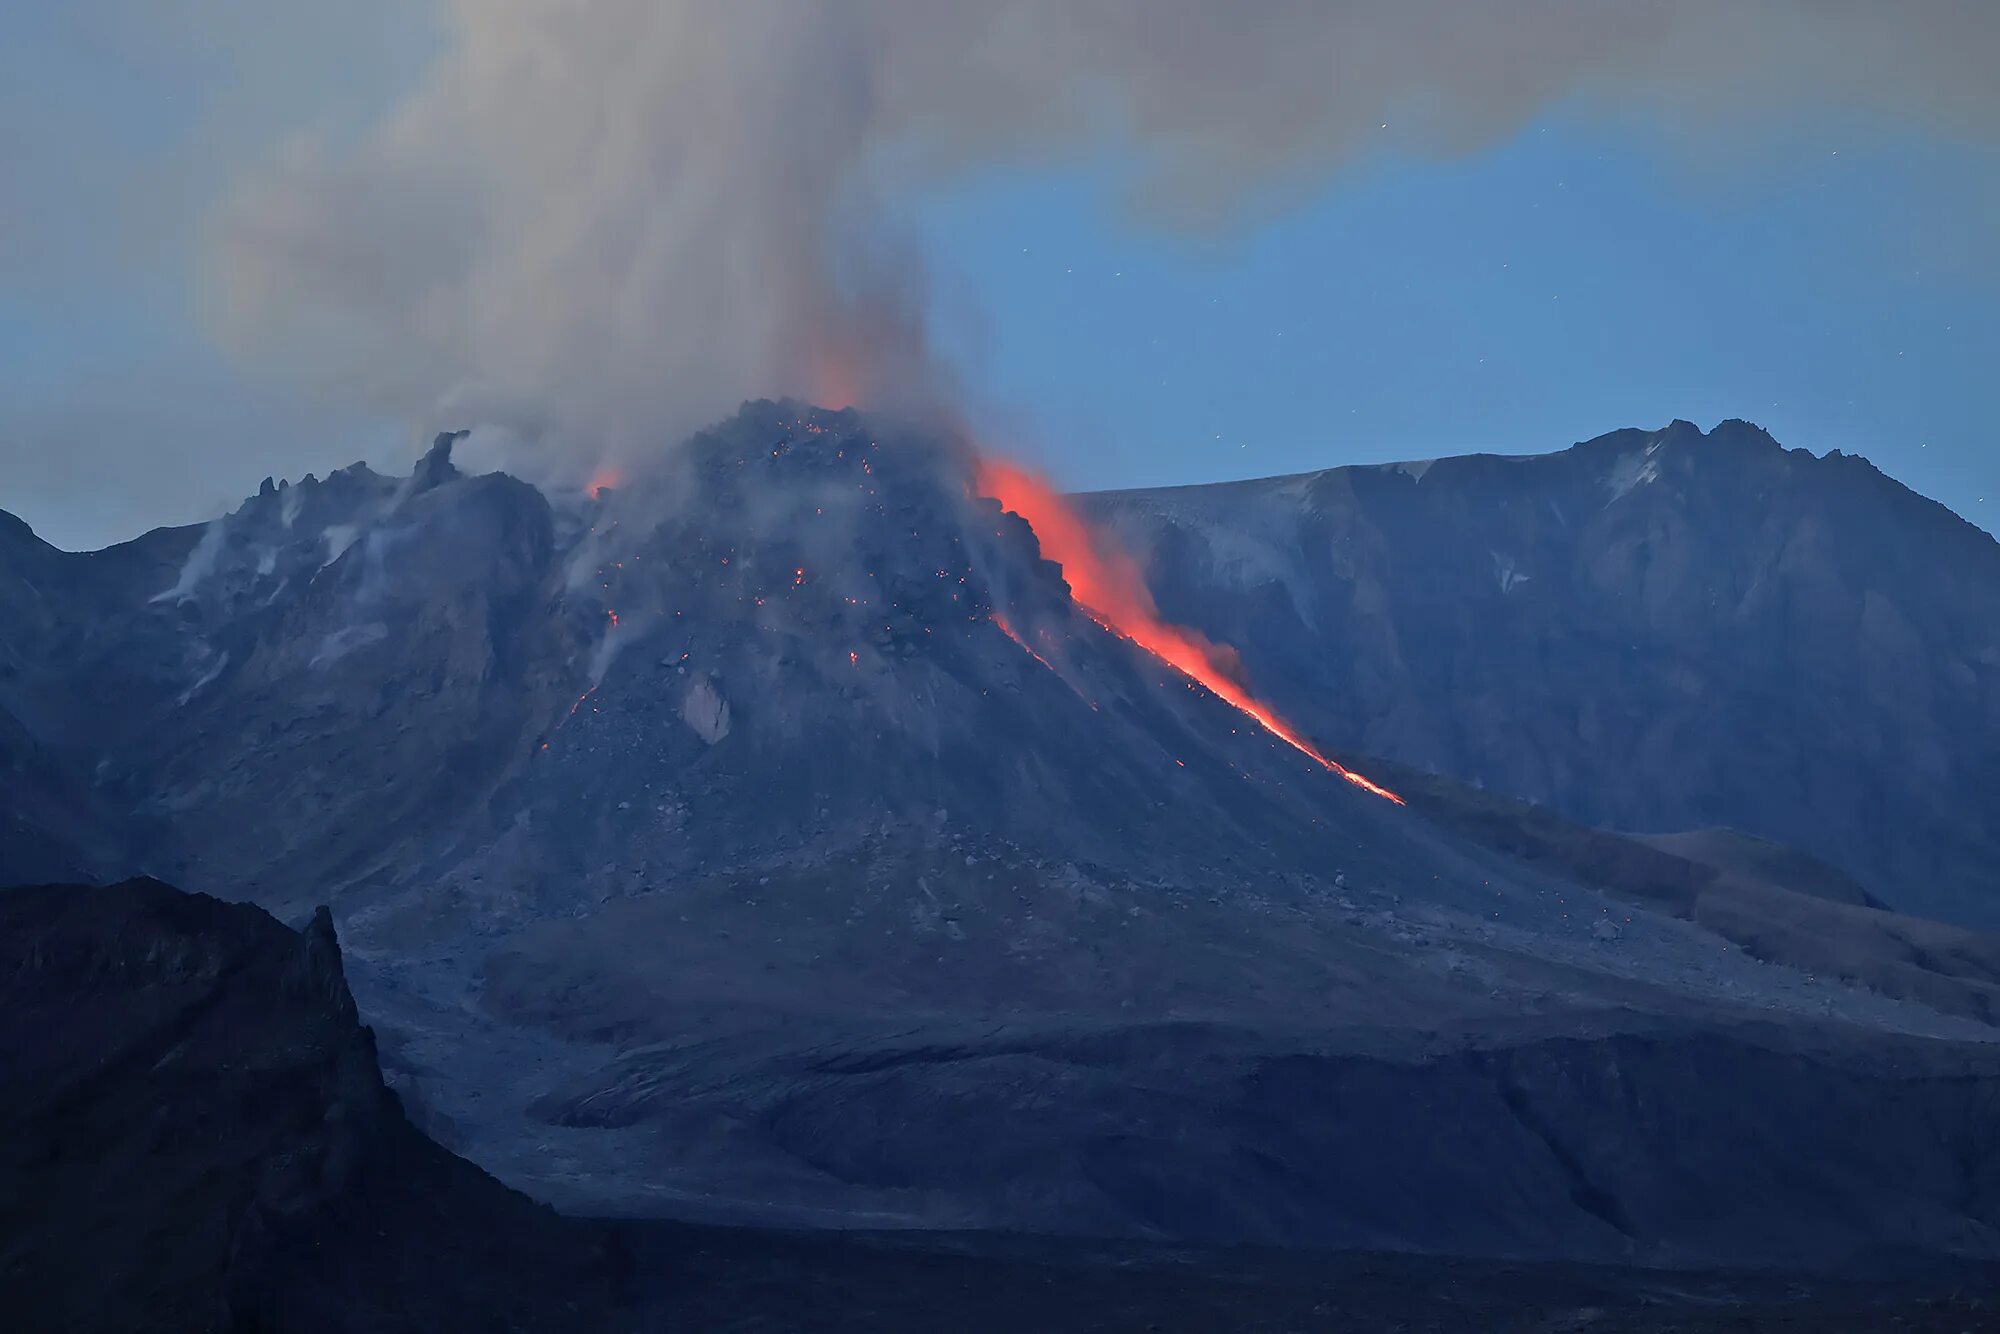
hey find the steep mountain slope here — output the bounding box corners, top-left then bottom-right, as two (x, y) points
(1085, 420), (2000, 927)
(0, 511), (179, 881)
(1, 404), (1464, 922)
(3, 405), (1999, 1268)
(0, 705), (129, 882)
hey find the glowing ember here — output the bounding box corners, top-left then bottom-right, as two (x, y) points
(586, 467), (622, 500)
(976, 458), (1403, 805)
(990, 611), (1055, 671)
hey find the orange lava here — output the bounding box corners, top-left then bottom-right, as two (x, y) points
(975, 458), (1403, 805)
(991, 611), (1055, 671)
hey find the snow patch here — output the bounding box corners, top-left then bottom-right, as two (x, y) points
(1392, 458), (1435, 484)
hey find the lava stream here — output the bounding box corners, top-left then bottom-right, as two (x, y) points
(976, 458), (1403, 806)
(991, 611), (1056, 671)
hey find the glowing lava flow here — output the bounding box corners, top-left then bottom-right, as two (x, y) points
(976, 458), (1404, 806)
(990, 610), (1055, 671)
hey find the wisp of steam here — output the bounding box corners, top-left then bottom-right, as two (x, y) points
(212, 0), (2000, 474)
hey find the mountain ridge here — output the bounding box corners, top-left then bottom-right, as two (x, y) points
(1085, 417), (2000, 926)
(4, 404), (1999, 1260)
(1083, 418), (1996, 546)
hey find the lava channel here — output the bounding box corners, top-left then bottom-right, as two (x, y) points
(976, 457), (1403, 806)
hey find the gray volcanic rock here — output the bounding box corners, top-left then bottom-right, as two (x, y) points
(1631, 827), (1885, 909)
(1084, 420), (2000, 927)
(132, 466), (568, 899)
(5, 877), (1995, 1331)
(0, 402), (1434, 910)
(1351, 752), (2000, 1026)
(4, 405), (2000, 1272)
(0, 704), (129, 882)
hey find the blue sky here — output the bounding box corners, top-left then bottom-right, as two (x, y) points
(2, 8), (1994, 548)
(923, 127), (1996, 525)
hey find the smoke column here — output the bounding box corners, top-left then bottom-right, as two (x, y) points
(212, 0), (2000, 467)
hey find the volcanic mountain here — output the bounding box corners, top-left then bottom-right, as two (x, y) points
(1083, 419), (2000, 928)
(5, 403), (1423, 910)
(3, 403), (1999, 1268)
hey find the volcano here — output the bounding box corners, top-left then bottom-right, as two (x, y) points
(3, 403), (1999, 1267)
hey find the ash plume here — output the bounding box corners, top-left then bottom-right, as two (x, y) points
(211, 0), (2000, 472)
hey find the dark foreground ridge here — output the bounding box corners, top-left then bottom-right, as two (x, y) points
(5, 878), (2000, 1332)
(0, 878), (620, 1332)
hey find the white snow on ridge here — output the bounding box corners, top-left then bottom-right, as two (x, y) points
(1392, 458), (1436, 484)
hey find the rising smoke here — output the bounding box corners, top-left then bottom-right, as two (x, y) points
(211, 0), (2000, 471)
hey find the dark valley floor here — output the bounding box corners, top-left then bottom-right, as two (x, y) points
(4, 877), (1996, 1333)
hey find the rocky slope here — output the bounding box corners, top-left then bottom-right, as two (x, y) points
(2, 406), (1999, 1270)
(0, 877), (619, 1333)
(0, 406), (1435, 911)
(1086, 420), (2000, 927)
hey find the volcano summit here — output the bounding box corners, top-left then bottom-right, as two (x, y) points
(3, 404), (1999, 1273)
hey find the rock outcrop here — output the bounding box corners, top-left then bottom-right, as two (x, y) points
(0, 878), (620, 1333)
